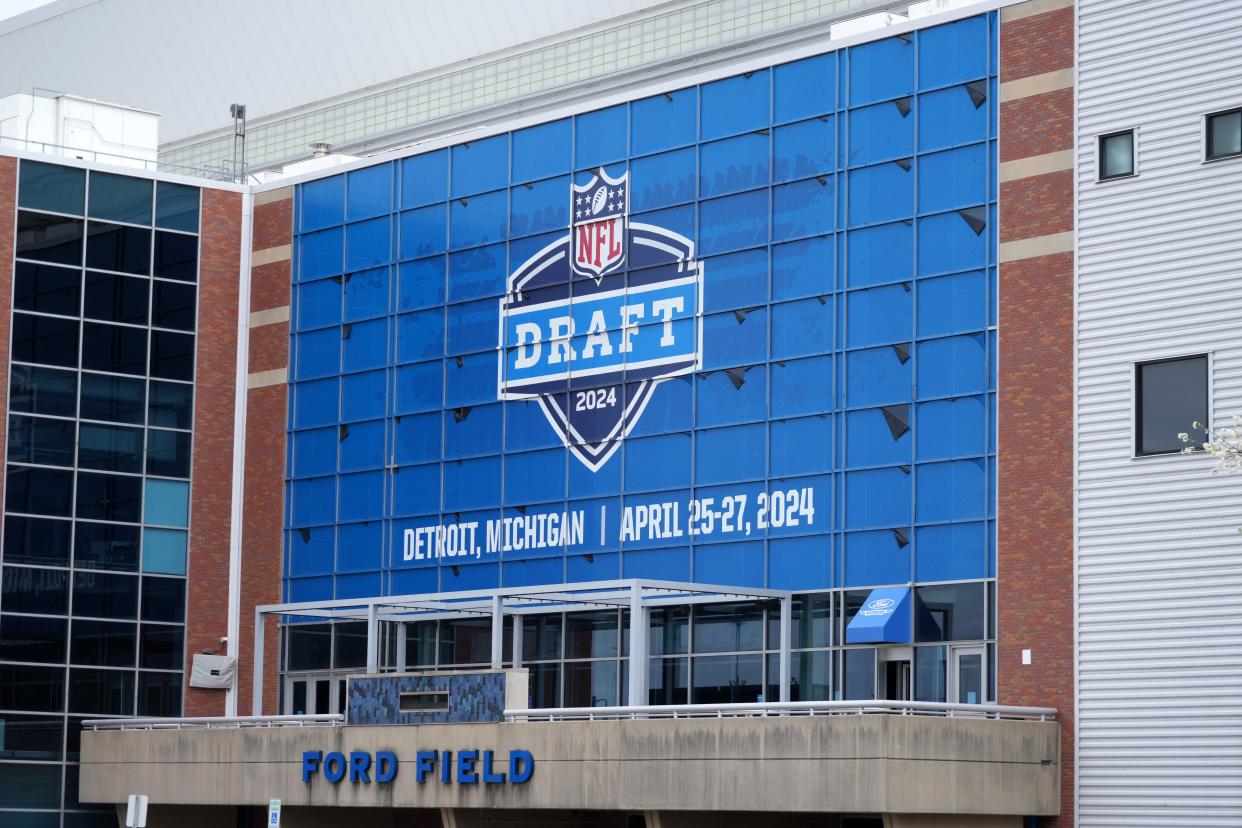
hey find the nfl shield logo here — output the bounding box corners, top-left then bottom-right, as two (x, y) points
(571, 169), (628, 282)
(498, 170), (703, 472)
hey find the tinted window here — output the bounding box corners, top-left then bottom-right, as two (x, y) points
(5, 466), (74, 517)
(79, 373), (146, 424)
(7, 415), (76, 467)
(1207, 108), (1242, 161)
(87, 171), (152, 224)
(81, 322), (147, 375)
(0, 615), (68, 663)
(156, 182), (200, 231)
(74, 521), (140, 571)
(20, 160), (86, 215)
(153, 231), (197, 280)
(139, 624), (184, 670)
(1, 566), (69, 614)
(12, 312), (80, 368)
(10, 365), (78, 417)
(2, 516), (72, 566)
(85, 221), (151, 275)
(914, 582), (985, 642)
(74, 472), (142, 522)
(137, 671), (182, 716)
(14, 261), (81, 316)
(0, 664), (66, 712)
(147, 381), (192, 428)
(84, 271), (149, 324)
(140, 576), (186, 622)
(1099, 130), (1134, 179)
(70, 619), (137, 667)
(287, 624), (332, 670)
(150, 331), (194, 380)
(77, 423), (144, 473)
(68, 667), (135, 715)
(146, 429), (191, 478)
(16, 211), (84, 265)
(1137, 355), (1208, 455)
(71, 571), (138, 619)
(692, 603), (763, 653)
(0, 713), (65, 760)
(152, 280), (196, 330)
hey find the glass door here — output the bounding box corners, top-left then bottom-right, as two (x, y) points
(283, 673), (343, 715)
(950, 645), (985, 705)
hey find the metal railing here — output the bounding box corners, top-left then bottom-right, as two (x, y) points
(82, 714), (344, 732)
(505, 700), (1058, 722)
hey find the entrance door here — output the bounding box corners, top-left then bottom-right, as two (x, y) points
(950, 645), (986, 704)
(876, 646), (912, 701)
(284, 674), (343, 715)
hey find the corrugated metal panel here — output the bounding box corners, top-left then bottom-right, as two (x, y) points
(1077, 1), (1242, 825)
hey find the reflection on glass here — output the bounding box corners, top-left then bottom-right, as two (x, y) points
(690, 654), (763, 703)
(842, 648), (876, 700)
(915, 645), (947, 702)
(564, 659), (618, 707)
(649, 657), (689, 705)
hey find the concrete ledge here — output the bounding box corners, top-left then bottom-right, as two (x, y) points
(250, 305), (291, 328)
(252, 243), (292, 266)
(999, 68), (1074, 102)
(247, 367), (288, 389)
(999, 149), (1073, 182)
(1000, 0), (1072, 22)
(998, 230), (1075, 263)
(81, 715), (1059, 816)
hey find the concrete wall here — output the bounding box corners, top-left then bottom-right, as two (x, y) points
(82, 716), (1059, 816)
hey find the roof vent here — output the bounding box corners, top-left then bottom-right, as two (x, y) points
(830, 11), (908, 39)
(309, 141), (334, 157)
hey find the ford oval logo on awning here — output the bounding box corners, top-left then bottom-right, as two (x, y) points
(868, 598), (895, 610)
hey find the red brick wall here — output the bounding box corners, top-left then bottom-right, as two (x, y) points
(236, 190), (294, 715)
(998, 3), (1076, 826)
(183, 188), (243, 716)
(0, 156), (15, 512)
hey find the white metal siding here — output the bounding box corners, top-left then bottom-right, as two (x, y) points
(1077, 1), (1242, 825)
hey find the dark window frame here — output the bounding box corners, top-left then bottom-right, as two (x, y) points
(1135, 354), (1209, 457)
(1205, 107), (1242, 162)
(1097, 129), (1136, 181)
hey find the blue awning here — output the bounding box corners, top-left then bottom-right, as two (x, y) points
(845, 587), (912, 644)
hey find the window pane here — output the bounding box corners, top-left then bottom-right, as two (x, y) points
(77, 423), (144, 473)
(690, 653), (763, 703)
(141, 576), (186, 622)
(12, 312), (80, 368)
(152, 280), (196, 330)
(150, 330), (195, 380)
(0, 712), (65, 760)
(156, 181), (199, 231)
(439, 618), (490, 665)
(72, 571), (138, 619)
(148, 380), (192, 428)
(842, 647), (876, 699)
(914, 582), (985, 642)
(0, 614), (68, 662)
(79, 373), (146, 424)
(88, 171), (152, 224)
(914, 645), (947, 701)
(75, 472), (142, 522)
(566, 611), (619, 658)
(1208, 109), (1242, 159)
(286, 624), (331, 670)
(648, 656), (688, 704)
(648, 607), (689, 655)
(81, 322), (148, 375)
(522, 615), (562, 661)
(20, 160), (85, 214)
(138, 625), (184, 670)
(564, 659), (618, 707)
(16, 210), (84, 265)
(1, 566), (69, 614)
(14, 260), (81, 315)
(154, 231), (198, 280)
(1138, 355), (1208, 455)
(144, 479), (189, 527)
(528, 662), (560, 708)
(147, 428), (191, 477)
(70, 619), (137, 667)
(10, 365), (77, 417)
(86, 221), (151, 274)
(74, 521), (140, 571)
(7, 414), (76, 466)
(0, 761), (63, 809)
(68, 667), (135, 715)
(3, 515), (72, 566)
(333, 622), (368, 669)
(692, 603), (763, 653)
(0, 664), (65, 712)
(84, 271), (150, 324)
(5, 465), (74, 517)
(142, 528), (188, 575)
(137, 670), (183, 716)
(1100, 131), (1134, 179)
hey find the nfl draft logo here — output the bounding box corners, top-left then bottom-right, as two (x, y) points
(498, 169), (703, 472)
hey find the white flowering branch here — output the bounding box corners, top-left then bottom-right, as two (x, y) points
(1179, 416), (1242, 475)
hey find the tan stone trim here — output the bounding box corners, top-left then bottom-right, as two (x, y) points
(251, 244), (292, 266)
(1001, 0), (1073, 22)
(999, 149), (1074, 182)
(999, 68), (1074, 102)
(254, 186), (293, 207)
(999, 231), (1074, 263)
(249, 305), (291, 329)
(247, 367), (288, 390)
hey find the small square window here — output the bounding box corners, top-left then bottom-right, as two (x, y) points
(1098, 130), (1135, 180)
(1206, 108), (1242, 161)
(1136, 355), (1207, 456)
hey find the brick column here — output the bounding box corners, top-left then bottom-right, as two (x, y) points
(183, 188), (244, 716)
(997, 1), (1075, 825)
(236, 186), (294, 715)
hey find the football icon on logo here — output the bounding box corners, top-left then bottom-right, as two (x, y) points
(591, 186), (608, 215)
